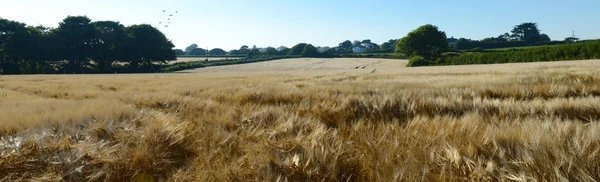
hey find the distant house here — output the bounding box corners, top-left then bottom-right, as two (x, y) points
(352, 46), (367, 53)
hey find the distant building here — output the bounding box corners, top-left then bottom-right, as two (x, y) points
(352, 46), (367, 53)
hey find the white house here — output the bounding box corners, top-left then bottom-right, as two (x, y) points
(352, 46), (367, 53)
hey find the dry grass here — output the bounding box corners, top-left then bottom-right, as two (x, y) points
(2, 58), (600, 181)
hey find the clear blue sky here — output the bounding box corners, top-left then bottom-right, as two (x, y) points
(1, 0), (599, 50)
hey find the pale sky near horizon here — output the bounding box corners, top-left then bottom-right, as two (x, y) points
(1, 0), (599, 50)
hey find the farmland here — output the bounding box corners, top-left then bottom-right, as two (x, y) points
(2, 58), (600, 181)
(172, 57), (243, 64)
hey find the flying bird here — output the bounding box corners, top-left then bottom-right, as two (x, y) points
(176, 11), (178, 13)
(162, 10), (166, 12)
(167, 18), (170, 20)
(169, 14), (173, 16)
(159, 22), (162, 24)
(164, 25), (169, 27)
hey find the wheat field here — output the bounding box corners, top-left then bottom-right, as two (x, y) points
(2, 58), (600, 181)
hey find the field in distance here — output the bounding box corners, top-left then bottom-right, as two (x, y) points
(171, 57), (243, 64)
(2, 58), (600, 181)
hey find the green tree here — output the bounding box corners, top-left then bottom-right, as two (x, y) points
(339, 40), (353, 50)
(185, 44), (198, 53)
(247, 49), (261, 59)
(301, 44), (319, 57)
(174, 49), (185, 55)
(539, 34), (551, 42)
(454, 38), (473, 50)
(229, 49), (241, 55)
(239, 45), (249, 54)
(279, 48), (290, 55)
(189, 48), (206, 55)
(209, 48), (226, 56)
(288, 43), (307, 55)
(92, 21), (126, 72)
(380, 42), (392, 50)
(55, 16), (98, 73)
(511, 22), (541, 44)
(0, 18), (30, 74)
(264, 47), (279, 56)
(395, 24), (449, 58)
(122, 24), (175, 71)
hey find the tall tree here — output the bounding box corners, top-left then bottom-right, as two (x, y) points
(339, 40), (353, 50)
(55, 16), (97, 73)
(288, 43), (308, 55)
(185, 44), (198, 53)
(396, 24), (449, 58)
(0, 18), (30, 74)
(92, 21), (126, 72)
(264, 47), (279, 56)
(239, 45), (249, 54)
(122, 24), (175, 71)
(511, 22), (541, 44)
(301, 44), (319, 57)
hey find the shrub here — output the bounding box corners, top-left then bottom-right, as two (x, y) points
(407, 56), (429, 67)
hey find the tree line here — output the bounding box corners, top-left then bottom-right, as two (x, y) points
(391, 23), (600, 67)
(453, 22), (574, 50)
(0, 16), (175, 74)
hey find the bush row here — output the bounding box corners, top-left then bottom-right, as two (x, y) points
(408, 40), (600, 67)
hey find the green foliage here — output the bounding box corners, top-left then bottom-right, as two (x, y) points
(288, 43), (307, 55)
(55, 16), (97, 73)
(407, 56), (429, 67)
(0, 16), (175, 74)
(410, 40), (600, 67)
(264, 47), (279, 56)
(189, 48), (206, 55)
(511, 22), (541, 44)
(184, 44), (198, 53)
(301, 44), (319, 57)
(209, 48), (226, 56)
(339, 40), (353, 50)
(395, 24), (448, 58)
(246, 49), (261, 59)
(174, 49), (185, 55)
(278, 48), (291, 56)
(123, 24), (175, 71)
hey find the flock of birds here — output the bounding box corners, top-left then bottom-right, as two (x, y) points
(158, 10), (178, 28)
